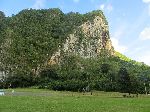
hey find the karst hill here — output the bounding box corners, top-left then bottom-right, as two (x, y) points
(0, 9), (150, 93)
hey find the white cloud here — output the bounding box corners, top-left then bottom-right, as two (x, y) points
(100, 4), (105, 10)
(113, 30), (123, 39)
(98, 3), (113, 13)
(111, 38), (127, 54)
(32, 0), (46, 9)
(106, 4), (113, 13)
(139, 27), (150, 40)
(137, 52), (150, 65)
(110, 25), (128, 54)
(73, 0), (80, 3)
(143, 0), (150, 3)
(142, 0), (150, 16)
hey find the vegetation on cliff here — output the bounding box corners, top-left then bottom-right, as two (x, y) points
(0, 8), (150, 94)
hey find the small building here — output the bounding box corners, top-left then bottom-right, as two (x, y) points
(0, 89), (5, 96)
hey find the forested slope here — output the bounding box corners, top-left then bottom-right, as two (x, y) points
(0, 9), (150, 94)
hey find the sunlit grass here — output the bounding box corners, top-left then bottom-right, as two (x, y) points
(0, 89), (150, 112)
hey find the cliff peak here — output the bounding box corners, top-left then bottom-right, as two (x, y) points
(49, 11), (114, 64)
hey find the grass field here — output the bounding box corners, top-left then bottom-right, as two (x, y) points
(0, 89), (150, 112)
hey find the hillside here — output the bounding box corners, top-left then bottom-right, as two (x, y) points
(0, 9), (114, 75)
(0, 9), (150, 93)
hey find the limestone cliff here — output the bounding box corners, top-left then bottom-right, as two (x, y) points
(49, 13), (114, 64)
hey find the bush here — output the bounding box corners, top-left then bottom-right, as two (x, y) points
(49, 80), (88, 91)
(5, 74), (35, 88)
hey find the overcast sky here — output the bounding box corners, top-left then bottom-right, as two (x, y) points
(0, 0), (150, 65)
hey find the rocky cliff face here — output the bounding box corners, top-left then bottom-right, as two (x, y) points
(49, 15), (114, 64)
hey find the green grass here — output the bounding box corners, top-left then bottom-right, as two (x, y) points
(0, 89), (150, 112)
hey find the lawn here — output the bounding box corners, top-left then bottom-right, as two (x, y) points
(0, 89), (150, 112)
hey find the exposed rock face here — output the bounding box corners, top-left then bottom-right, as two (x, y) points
(49, 15), (114, 64)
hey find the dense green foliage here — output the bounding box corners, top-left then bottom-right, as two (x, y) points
(0, 9), (150, 94)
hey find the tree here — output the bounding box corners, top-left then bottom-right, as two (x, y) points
(0, 11), (5, 21)
(101, 63), (110, 74)
(118, 67), (131, 94)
